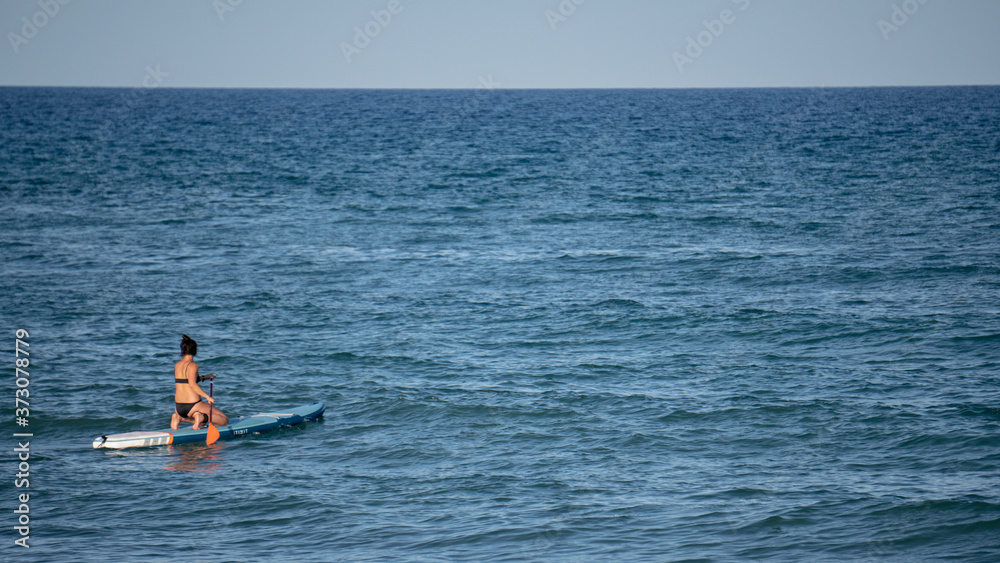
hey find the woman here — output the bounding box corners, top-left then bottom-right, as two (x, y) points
(171, 335), (229, 430)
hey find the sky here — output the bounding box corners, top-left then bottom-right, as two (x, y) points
(1, 0), (998, 89)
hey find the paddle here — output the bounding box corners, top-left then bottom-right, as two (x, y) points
(207, 380), (220, 445)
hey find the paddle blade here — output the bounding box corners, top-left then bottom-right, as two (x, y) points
(207, 423), (220, 445)
(206, 380), (218, 445)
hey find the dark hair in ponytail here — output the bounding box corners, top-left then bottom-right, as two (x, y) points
(181, 334), (197, 357)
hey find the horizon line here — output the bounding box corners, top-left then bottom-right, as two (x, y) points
(2, 83), (999, 91)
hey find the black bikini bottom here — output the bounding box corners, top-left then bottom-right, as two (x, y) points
(176, 401), (201, 418)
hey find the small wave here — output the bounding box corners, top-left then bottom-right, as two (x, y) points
(867, 498), (1000, 523)
(687, 487), (773, 500)
(592, 298), (646, 309)
(576, 362), (629, 372)
(734, 514), (813, 533)
(188, 305), (221, 313)
(531, 213), (580, 224)
(446, 167), (508, 179)
(949, 332), (1000, 343)
(445, 205), (479, 213)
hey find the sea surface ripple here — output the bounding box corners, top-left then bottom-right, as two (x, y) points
(1, 87), (999, 561)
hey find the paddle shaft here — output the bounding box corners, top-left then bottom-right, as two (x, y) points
(206, 380), (220, 445)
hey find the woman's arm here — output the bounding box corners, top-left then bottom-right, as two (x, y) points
(186, 364), (215, 404)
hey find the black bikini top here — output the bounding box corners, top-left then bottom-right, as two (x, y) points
(176, 363), (196, 384)
(176, 375), (206, 384)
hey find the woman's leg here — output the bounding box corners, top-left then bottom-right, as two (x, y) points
(188, 403), (228, 428)
(189, 403), (211, 429)
(208, 405), (229, 426)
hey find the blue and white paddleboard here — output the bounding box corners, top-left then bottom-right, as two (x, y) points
(93, 402), (324, 449)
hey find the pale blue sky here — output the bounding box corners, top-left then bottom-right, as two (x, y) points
(1, 0), (998, 88)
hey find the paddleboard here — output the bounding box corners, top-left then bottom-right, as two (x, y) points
(93, 402), (324, 449)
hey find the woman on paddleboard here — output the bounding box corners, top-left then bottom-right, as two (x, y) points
(171, 335), (229, 430)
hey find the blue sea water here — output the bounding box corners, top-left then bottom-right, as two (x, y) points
(1, 86), (999, 562)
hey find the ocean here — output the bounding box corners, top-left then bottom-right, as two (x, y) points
(1, 86), (999, 561)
